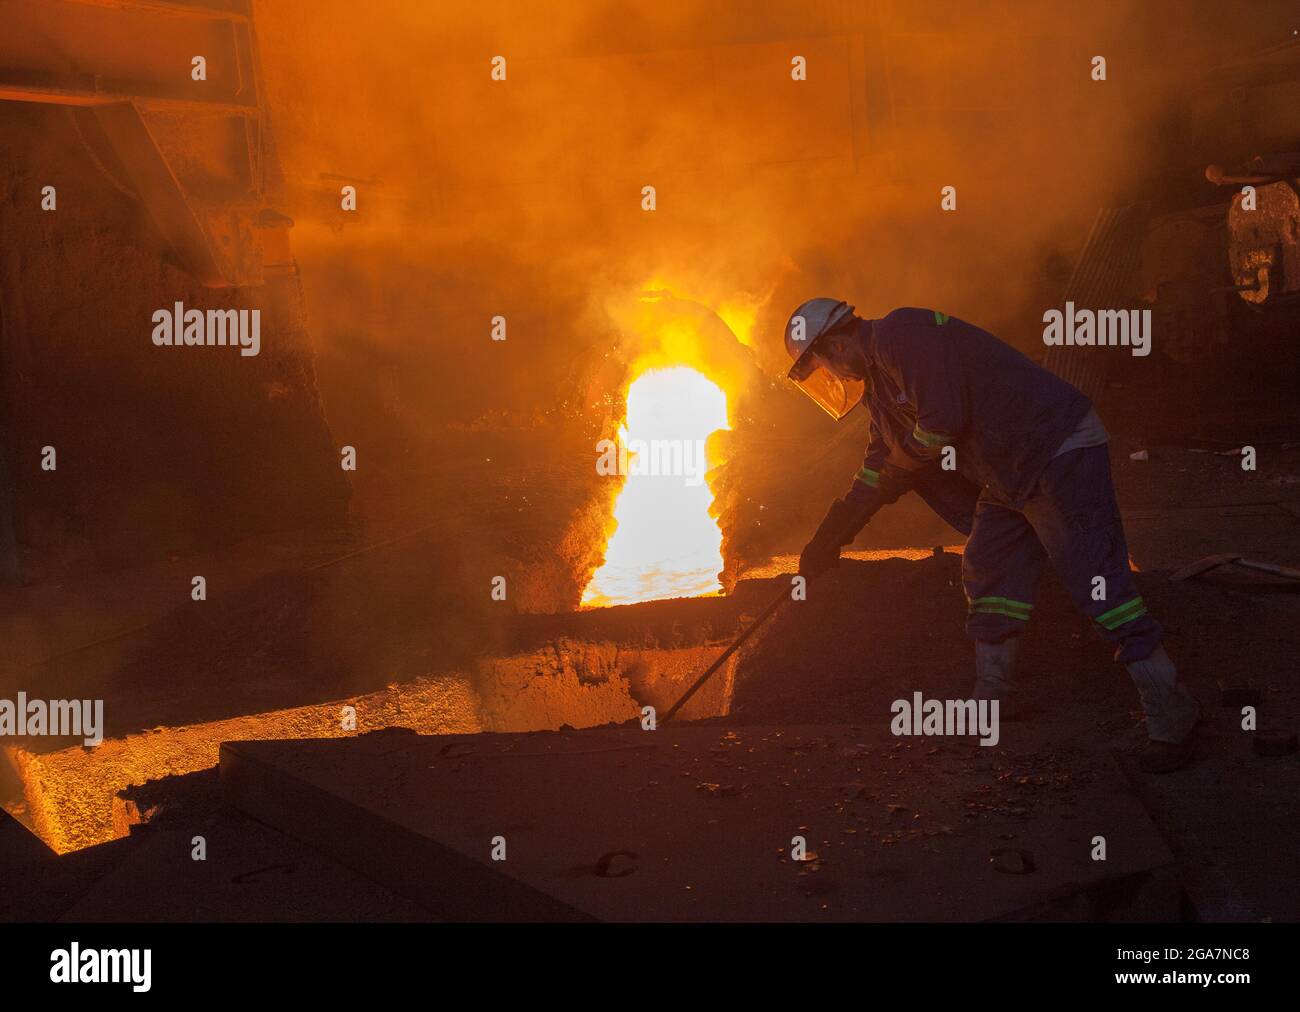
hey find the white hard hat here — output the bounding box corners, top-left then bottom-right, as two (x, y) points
(784, 298), (863, 420)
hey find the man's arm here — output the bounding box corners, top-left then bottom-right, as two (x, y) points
(843, 430), (918, 518)
(800, 426), (915, 577)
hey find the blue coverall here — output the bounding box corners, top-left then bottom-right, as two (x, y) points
(840, 308), (1161, 663)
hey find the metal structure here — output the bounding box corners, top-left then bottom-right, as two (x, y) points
(1044, 38), (1300, 398)
(0, 0), (290, 287)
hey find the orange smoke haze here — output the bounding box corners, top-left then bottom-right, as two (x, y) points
(254, 0), (1293, 443)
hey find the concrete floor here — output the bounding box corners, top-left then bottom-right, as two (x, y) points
(217, 724), (1180, 922)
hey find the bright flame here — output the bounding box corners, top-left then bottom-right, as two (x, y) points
(583, 367), (729, 607)
(715, 298), (760, 349)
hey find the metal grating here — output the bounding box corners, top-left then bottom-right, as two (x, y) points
(1042, 204), (1149, 402)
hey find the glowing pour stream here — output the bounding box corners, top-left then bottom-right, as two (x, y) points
(582, 367), (729, 607)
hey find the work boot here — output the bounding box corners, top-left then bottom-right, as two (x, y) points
(973, 638), (1021, 719)
(1126, 644), (1200, 773)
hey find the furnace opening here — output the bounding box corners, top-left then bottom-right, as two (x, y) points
(582, 367), (730, 608)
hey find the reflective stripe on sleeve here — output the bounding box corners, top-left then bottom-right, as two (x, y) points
(912, 422), (952, 448)
(1095, 596), (1147, 630)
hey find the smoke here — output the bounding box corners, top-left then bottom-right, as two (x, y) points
(246, 0), (1300, 595)
(258, 0), (1297, 437)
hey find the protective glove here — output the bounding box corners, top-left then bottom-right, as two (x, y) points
(798, 497), (873, 578)
(798, 533), (842, 579)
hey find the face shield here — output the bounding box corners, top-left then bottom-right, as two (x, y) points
(787, 343), (865, 421)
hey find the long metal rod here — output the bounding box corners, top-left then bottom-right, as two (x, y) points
(1234, 558), (1300, 581)
(661, 584), (790, 722)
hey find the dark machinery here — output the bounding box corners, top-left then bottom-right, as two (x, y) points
(1047, 39), (1300, 400)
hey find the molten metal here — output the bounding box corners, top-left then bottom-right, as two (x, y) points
(583, 367), (729, 607)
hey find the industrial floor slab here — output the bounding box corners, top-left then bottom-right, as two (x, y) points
(0, 769), (435, 923)
(221, 723), (1179, 922)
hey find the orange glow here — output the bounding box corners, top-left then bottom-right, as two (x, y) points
(4, 678), (482, 854)
(583, 367), (730, 607)
(714, 297), (762, 350)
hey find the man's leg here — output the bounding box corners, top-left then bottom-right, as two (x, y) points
(1022, 445), (1199, 770)
(962, 493), (1046, 704)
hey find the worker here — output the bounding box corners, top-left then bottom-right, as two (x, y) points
(785, 299), (1199, 773)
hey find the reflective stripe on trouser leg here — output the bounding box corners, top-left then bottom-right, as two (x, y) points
(962, 494), (1045, 643)
(1020, 446), (1162, 664)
